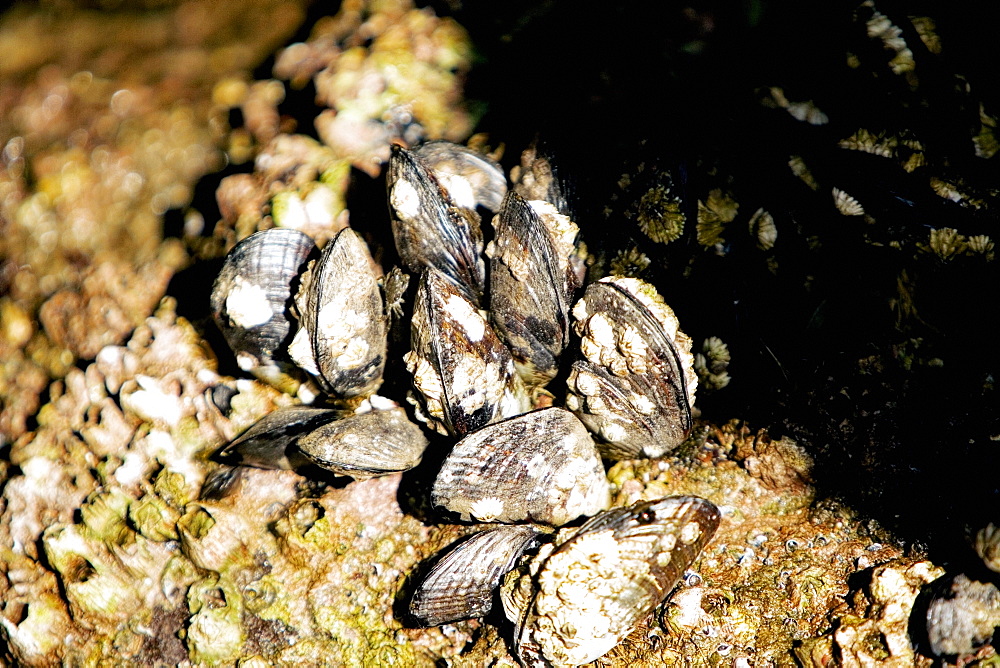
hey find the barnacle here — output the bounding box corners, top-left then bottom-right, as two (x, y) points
(609, 246), (651, 277)
(919, 227), (968, 262)
(748, 207), (776, 250)
(694, 336), (731, 392)
(832, 187), (865, 216)
(635, 183), (685, 244)
(696, 188), (738, 247)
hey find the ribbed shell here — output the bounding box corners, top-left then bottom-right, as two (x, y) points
(431, 407), (610, 526)
(288, 227), (386, 398)
(210, 229), (317, 387)
(296, 406), (428, 478)
(409, 524), (545, 626)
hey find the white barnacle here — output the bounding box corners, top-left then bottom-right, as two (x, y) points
(680, 521), (704, 545)
(225, 276), (273, 328)
(655, 535), (678, 564)
(600, 421), (627, 444)
(288, 327), (319, 376)
(617, 324), (648, 373)
(629, 392), (656, 416)
(470, 497), (505, 522)
(832, 187), (865, 216)
(337, 336), (370, 369)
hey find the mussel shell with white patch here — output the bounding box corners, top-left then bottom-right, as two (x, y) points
(487, 191), (572, 387)
(210, 229), (318, 391)
(413, 140), (507, 213)
(287, 227), (387, 399)
(387, 144), (486, 304)
(431, 407), (611, 525)
(403, 268), (530, 437)
(567, 277), (696, 459)
(296, 406), (428, 478)
(509, 496), (720, 667)
(409, 524), (546, 627)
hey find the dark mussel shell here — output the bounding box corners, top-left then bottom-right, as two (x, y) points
(488, 192), (571, 387)
(296, 406), (428, 479)
(387, 144), (486, 303)
(414, 140), (507, 213)
(288, 227), (386, 399)
(409, 524), (546, 627)
(210, 229), (318, 391)
(404, 268), (529, 437)
(511, 496), (721, 667)
(215, 405), (342, 470)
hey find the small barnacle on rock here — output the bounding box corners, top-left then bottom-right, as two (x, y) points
(860, 1), (916, 76)
(832, 187), (865, 216)
(839, 128), (894, 157)
(910, 15), (942, 54)
(748, 207), (776, 251)
(762, 87), (828, 125)
(975, 523), (1000, 573)
(696, 188), (738, 247)
(609, 246), (651, 277)
(967, 235), (995, 261)
(635, 183), (685, 244)
(788, 155), (819, 191)
(919, 227), (968, 262)
(973, 103), (999, 159)
(929, 176), (987, 209)
(694, 336), (731, 392)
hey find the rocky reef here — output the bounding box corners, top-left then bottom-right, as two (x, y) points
(2, 1), (999, 666)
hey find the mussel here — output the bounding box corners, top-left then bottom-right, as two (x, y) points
(430, 407), (610, 525)
(387, 144), (486, 303)
(508, 496), (721, 666)
(566, 276), (697, 459)
(487, 191), (574, 387)
(404, 268), (529, 437)
(215, 404), (428, 480)
(210, 229), (318, 393)
(287, 227), (387, 399)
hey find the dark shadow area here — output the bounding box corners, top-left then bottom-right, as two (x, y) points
(436, 0), (1000, 577)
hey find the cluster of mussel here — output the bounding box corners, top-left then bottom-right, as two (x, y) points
(209, 140), (720, 666)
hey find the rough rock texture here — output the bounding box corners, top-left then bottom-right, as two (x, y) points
(2, 1), (995, 666)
